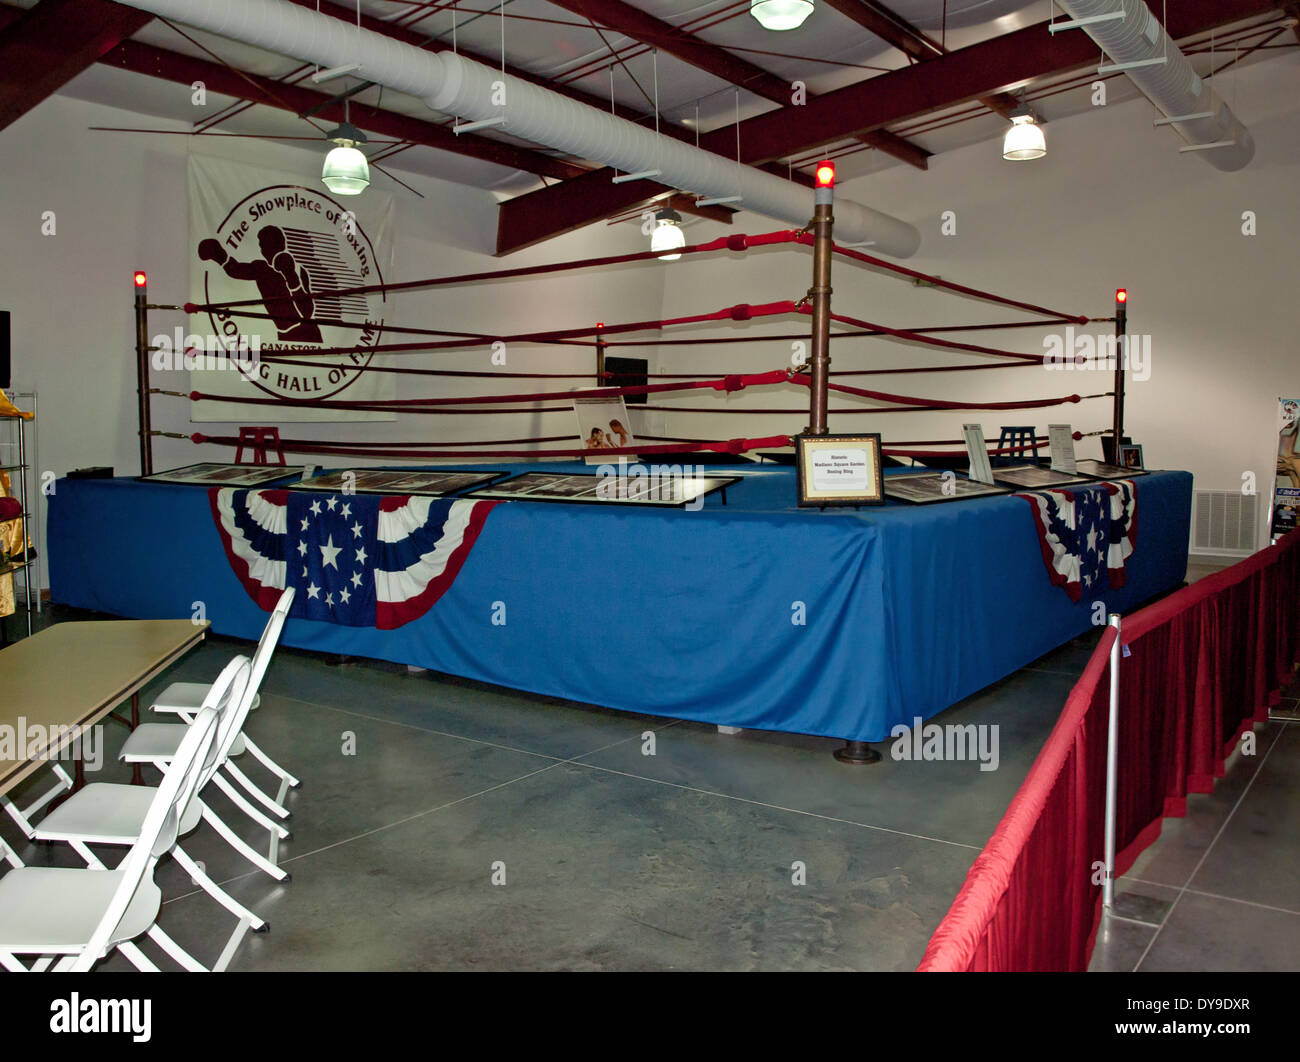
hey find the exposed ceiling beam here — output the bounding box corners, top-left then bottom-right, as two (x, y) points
(545, 0), (931, 169)
(102, 37), (589, 181)
(496, 0), (1279, 253)
(0, 0), (152, 132)
(821, 0), (1020, 118)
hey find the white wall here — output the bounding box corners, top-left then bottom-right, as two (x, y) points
(656, 51), (1300, 536)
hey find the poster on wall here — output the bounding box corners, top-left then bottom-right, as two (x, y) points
(1272, 397), (1300, 541)
(187, 153), (396, 422)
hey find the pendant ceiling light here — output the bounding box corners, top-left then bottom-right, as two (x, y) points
(650, 208), (686, 260)
(322, 120), (370, 195)
(750, 0), (814, 32)
(1002, 111), (1046, 161)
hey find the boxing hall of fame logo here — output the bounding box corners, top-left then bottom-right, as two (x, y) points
(195, 184), (386, 402)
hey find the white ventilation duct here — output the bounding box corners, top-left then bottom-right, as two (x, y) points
(1053, 0), (1254, 171)
(119, 0), (921, 256)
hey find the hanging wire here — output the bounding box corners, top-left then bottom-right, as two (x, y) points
(734, 88), (741, 197)
(610, 64), (618, 178)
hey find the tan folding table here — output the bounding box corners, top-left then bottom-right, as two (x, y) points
(0, 619), (210, 802)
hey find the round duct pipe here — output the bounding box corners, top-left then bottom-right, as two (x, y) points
(117, 0), (921, 256)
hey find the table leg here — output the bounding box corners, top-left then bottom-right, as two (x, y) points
(833, 740), (881, 765)
(130, 693), (145, 786)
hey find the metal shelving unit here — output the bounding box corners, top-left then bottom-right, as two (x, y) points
(1, 389), (37, 637)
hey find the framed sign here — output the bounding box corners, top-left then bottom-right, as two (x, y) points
(993, 464), (1092, 490)
(1118, 444), (1145, 471)
(292, 468), (506, 497)
(1048, 424), (1077, 473)
(884, 471), (1010, 505)
(574, 394), (635, 465)
(795, 434), (885, 508)
(962, 424), (994, 485)
(139, 462), (299, 488)
(1075, 458), (1148, 480)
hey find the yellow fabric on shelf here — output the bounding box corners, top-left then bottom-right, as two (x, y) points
(0, 470), (30, 620)
(0, 392), (33, 420)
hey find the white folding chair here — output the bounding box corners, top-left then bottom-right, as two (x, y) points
(35, 656), (281, 971)
(121, 594), (294, 868)
(149, 587), (299, 812)
(1, 763), (74, 839)
(0, 702), (222, 972)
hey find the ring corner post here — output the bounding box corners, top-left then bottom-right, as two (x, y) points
(1111, 288), (1128, 460)
(134, 270), (153, 476)
(595, 321), (606, 386)
(807, 161), (835, 439)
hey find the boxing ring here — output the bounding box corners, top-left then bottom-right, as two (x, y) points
(49, 176), (1191, 756)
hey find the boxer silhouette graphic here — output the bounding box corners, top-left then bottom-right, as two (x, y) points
(198, 225), (323, 343)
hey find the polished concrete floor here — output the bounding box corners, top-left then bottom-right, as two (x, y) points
(2, 591), (1296, 972)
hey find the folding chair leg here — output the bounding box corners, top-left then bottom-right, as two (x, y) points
(117, 941), (160, 972)
(146, 924), (208, 973)
(211, 774), (290, 839)
(1, 763), (73, 838)
(242, 735), (300, 791)
(173, 847), (266, 931)
(222, 761), (291, 820)
(0, 951), (28, 972)
(201, 803), (288, 881)
(212, 917), (254, 973)
(69, 839), (107, 869)
(0, 835), (24, 870)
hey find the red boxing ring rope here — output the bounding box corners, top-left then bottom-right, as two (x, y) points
(189, 432), (794, 461)
(183, 231), (801, 314)
(793, 233), (1090, 325)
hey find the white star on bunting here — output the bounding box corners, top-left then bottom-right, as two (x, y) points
(319, 534), (342, 570)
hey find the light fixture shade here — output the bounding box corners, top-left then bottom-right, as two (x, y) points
(750, 0), (813, 31)
(650, 210), (686, 260)
(322, 143), (370, 194)
(1002, 115), (1046, 161)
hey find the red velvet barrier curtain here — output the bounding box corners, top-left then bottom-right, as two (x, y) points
(917, 629), (1115, 972)
(919, 530), (1300, 972)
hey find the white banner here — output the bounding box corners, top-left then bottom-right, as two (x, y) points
(187, 153), (395, 422)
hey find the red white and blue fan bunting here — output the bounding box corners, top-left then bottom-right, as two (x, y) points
(1016, 480), (1138, 602)
(209, 487), (495, 628)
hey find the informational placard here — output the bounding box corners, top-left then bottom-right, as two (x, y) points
(883, 472), (1010, 505)
(1048, 424), (1076, 473)
(467, 471), (739, 509)
(139, 462), (299, 488)
(795, 434), (885, 507)
(293, 469), (505, 497)
(1271, 397), (1300, 541)
(993, 464), (1091, 489)
(1074, 459), (1148, 480)
(963, 423), (994, 485)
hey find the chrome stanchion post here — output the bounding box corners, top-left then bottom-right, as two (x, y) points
(1103, 612), (1122, 908)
